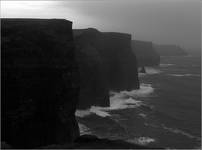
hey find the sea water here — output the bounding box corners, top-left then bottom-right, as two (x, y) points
(76, 55), (201, 149)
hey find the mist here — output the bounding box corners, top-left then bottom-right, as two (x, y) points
(1, 0), (201, 50)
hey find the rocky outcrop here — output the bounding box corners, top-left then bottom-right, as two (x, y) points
(153, 44), (187, 56)
(131, 40), (160, 67)
(74, 28), (139, 108)
(1, 19), (80, 148)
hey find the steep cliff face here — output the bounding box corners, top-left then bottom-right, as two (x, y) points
(74, 28), (109, 109)
(131, 40), (160, 67)
(74, 28), (139, 108)
(153, 44), (187, 56)
(2, 19), (80, 148)
(98, 32), (140, 91)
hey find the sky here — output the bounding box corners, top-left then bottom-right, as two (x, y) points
(1, 0), (201, 50)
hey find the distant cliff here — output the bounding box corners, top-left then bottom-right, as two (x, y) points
(74, 28), (139, 108)
(153, 44), (188, 56)
(131, 40), (160, 66)
(2, 19), (80, 148)
(99, 32), (140, 91)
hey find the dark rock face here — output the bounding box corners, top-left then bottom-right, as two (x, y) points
(100, 32), (140, 91)
(153, 44), (187, 56)
(74, 28), (139, 108)
(131, 40), (160, 67)
(1, 19), (80, 148)
(74, 28), (110, 109)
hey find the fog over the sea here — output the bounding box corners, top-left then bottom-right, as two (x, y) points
(1, 0), (201, 50)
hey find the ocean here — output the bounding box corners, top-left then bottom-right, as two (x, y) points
(76, 55), (201, 149)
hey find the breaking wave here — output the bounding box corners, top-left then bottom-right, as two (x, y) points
(168, 74), (200, 77)
(76, 84), (154, 118)
(118, 83), (154, 98)
(78, 123), (92, 135)
(139, 67), (161, 77)
(138, 113), (147, 118)
(144, 122), (201, 141)
(161, 124), (201, 141)
(127, 137), (156, 145)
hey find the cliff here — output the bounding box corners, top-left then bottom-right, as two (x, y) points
(1, 19), (80, 148)
(74, 28), (139, 108)
(73, 28), (110, 109)
(131, 40), (160, 67)
(99, 32), (140, 91)
(153, 44), (188, 56)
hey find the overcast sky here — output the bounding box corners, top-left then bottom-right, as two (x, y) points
(1, 0), (201, 50)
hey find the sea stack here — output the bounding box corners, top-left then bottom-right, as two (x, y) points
(139, 66), (146, 73)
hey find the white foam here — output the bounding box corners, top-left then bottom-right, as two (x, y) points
(127, 137), (155, 145)
(109, 97), (142, 110)
(89, 106), (111, 117)
(146, 67), (161, 74)
(76, 84), (154, 118)
(75, 110), (91, 117)
(78, 123), (92, 135)
(160, 64), (174, 67)
(119, 83), (154, 98)
(76, 98), (142, 118)
(161, 124), (201, 141)
(138, 113), (147, 118)
(145, 122), (201, 141)
(139, 67), (161, 77)
(169, 74), (200, 77)
(76, 106), (111, 118)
